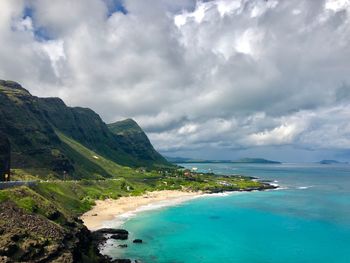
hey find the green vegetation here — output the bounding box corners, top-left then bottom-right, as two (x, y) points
(1, 173), (270, 217)
(108, 118), (144, 134)
(57, 131), (135, 179)
(0, 79), (275, 262)
(0, 80), (172, 182)
(232, 158), (281, 164)
(108, 119), (170, 168)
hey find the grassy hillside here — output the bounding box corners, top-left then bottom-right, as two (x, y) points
(57, 131), (135, 179)
(0, 186), (104, 262)
(108, 119), (171, 168)
(0, 80), (171, 179)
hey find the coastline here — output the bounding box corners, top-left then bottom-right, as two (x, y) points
(81, 190), (203, 230)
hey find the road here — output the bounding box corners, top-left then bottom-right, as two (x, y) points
(0, 180), (37, 190)
(0, 178), (122, 190)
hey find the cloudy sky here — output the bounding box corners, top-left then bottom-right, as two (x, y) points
(1, 0), (350, 162)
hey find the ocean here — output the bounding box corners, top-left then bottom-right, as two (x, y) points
(103, 163), (350, 263)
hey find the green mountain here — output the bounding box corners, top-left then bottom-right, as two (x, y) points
(319, 160), (346, 164)
(166, 156), (281, 164)
(108, 119), (169, 167)
(0, 80), (171, 179)
(232, 158), (281, 164)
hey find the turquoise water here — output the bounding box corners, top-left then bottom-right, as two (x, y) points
(106, 163), (350, 263)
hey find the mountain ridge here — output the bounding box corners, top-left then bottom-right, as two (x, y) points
(0, 80), (171, 179)
(108, 119), (169, 166)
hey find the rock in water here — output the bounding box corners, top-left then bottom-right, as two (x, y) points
(133, 239), (143, 243)
(111, 233), (128, 240)
(118, 244), (128, 248)
(97, 229), (129, 235)
(111, 259), (131, 263)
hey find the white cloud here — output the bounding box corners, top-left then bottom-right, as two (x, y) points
(247, 123), (304, 146)
(325, 0), (350, 11)
(0, 0), (350, 161)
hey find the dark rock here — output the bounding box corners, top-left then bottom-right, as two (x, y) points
(111, 259), (131, 263)
(47, 210), (61, 221)
(0, 201), (108, 263)
(65, 220), (77, 227)
(97, 228), (129, 235)
(133, 239), (143, 243)
(118, 244), (128, 248)
(92, 228), (129, 241)
(0, 242), (18, 256)
(111, 233), (128, 240)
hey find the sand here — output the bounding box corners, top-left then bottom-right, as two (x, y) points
(81, 190), (202, 230)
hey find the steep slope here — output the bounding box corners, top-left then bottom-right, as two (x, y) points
(108, 119), (170, 167)
(0, 80), (70, 174)
(0, 80), (171, 179)
(0, 186), (109, 262)
(37, 97), (139, 167)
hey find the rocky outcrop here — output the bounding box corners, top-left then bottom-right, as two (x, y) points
(0, 133), (11, 181)
(0, 201), (109, 263)
(92, 229), (129, 245)
(110, 233), (128, 240)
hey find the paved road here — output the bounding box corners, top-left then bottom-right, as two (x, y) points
(0, 178), (122, 190)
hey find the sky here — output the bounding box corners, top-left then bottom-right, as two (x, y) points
(1, 0), (350, 162)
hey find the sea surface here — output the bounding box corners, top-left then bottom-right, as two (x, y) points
(104, 163), (350, 263)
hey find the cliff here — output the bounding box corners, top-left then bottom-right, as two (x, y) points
(0, 80), (171, 179)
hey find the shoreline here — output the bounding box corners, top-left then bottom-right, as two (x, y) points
(81, 185), (278, 231)
(81, 190), (203, 230)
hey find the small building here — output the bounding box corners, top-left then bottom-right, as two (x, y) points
(183, 169), (192, 177)
(136, 167), (146, 173)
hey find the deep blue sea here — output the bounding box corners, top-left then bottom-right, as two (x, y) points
(104, 163), (350, 263)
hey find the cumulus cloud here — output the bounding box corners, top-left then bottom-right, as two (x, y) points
(0, 0), (350, 161)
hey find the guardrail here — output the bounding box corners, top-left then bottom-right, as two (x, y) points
(0, 178), (122, 190)
(0, 181), (37, 190)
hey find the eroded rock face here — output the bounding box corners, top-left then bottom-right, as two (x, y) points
(0, 133), (10, 181)
(0, 201), (110, 263)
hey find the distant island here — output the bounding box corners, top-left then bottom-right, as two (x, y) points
(319, 160), (348, 164)
(166, 157), (281, 164)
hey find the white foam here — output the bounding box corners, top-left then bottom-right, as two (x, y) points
(99, 188), (277, 229)
(273, 186), (288, 190)
(101, 195), (203, 228)
(297, 186), (313, 190)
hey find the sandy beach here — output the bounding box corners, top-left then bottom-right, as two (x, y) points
(81, 190), (202, 230)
